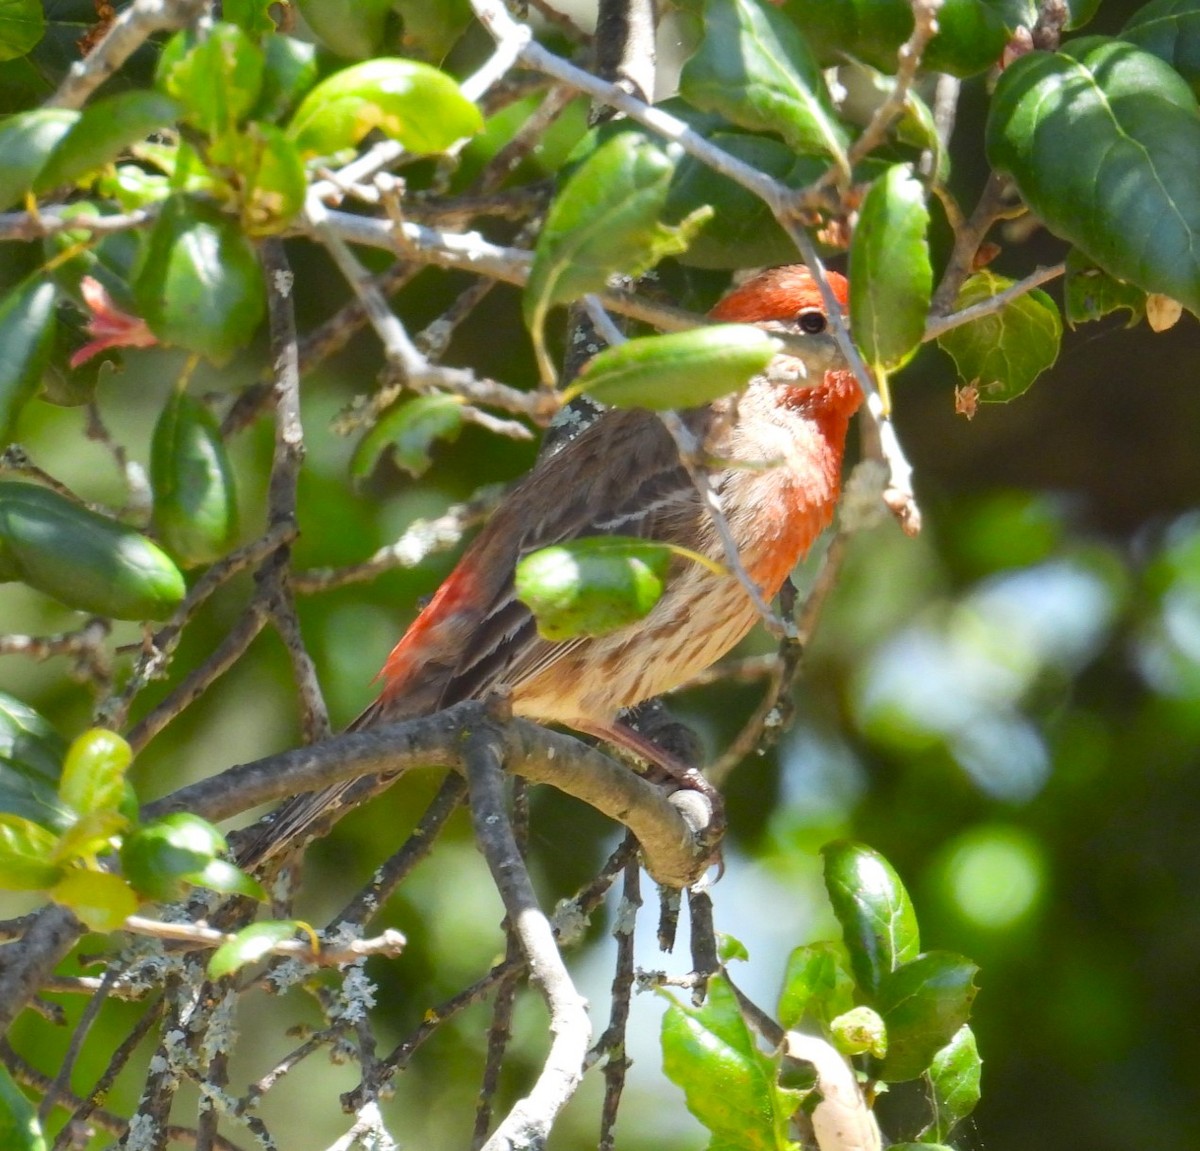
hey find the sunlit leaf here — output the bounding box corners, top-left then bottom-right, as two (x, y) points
(208, 920), (306, 978)
(0, 1062), (46, 1151)
(0, 108), (77, 210)
(351, 394), (465, 481)
(51, 868), (138, 932)
(0, 275), (56, 447)
(57, 728), (132, 818)
(918, 1024), (982, 1143)
(0, 813), (62, 890)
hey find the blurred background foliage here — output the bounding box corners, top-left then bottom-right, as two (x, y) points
(2, 0), (1200, 1149)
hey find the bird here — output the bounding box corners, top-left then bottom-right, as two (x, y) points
(237, 265), (861, 867)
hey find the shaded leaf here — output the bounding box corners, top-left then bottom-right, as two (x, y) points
(987, 37), (1200, 315)
(253, 33), (319, 121)
(0, 275), (56, 446)
(936, 271), (1061, 402)
(848, 164), (932, 373)
(661, 974), (801, 1150)
(134, 194), (265, 364)
(51, 868), (138, 932)
(680, 0), (847, 161)
(0, 0), (44, 63)
(515, 537), (678, 642)
(351, 394), (465, 481)
(151, 390), (239, 566)
(34, 91), (181, 191)
(875, 952), (980, 1082)
(51, 809), (128, 865)
(919, 1024), (982, 1143)
(0, 107), (77, 210)
(297, 0), (391, 59)
(565, 325), (780, 410)
(208, 920), (306, 978)
(822, 840), (920, 998)
(0, 482), (186, 620)
(1121, 0), (1200, 95)
(0, 1062), (46, 1151)
(287, 58), (483, 159)
(1063, 249), (1146, 327)
(57, 728), (132, 818)
(0, 693), (72, 832)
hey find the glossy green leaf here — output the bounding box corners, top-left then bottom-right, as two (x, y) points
(849, 165), (931, 374)
(0, 813), (62, 890)
(0, 108), (77, 210)
(936, 271), (1061, 402)
(157, 22), (264, 140)
(777, 941), (856, 1030)
(0, 693), (72, 832)
(0, 275), (56, 446)
(0, 1063), (46, 1151)
(718, 933), (750, 963)
(680, 0), (847, 161)
(781, 0), (1009, 78)
(34, 91), (181, 191)
(134, 195), (265, 364)
(666, 131), (826, 269)
(120, 812), (228, 902)
(0, 0), (44, 62)
(566, 325), (779, 410)
(208, 920), (305, 978)
(1122, 0), (1200, 95)
(918, 1024), (982, 1143)
(58, 728), (132, 818)
(987, 37), (1200, 315)
(661, 974), (801, 1151)
(297, 0), (391, 59)
(287, 58), (483, 159)
(1063, 249), (1146, 327)
(187, 857), (266, 900)
(515, 537), (676, 642)
(0, 482), (186, 620)
(252, 34), (319, 123)
(51, 809), (128, 865)
(51, 868), (138, 932)
(830, 1005), (888, 1058)
(524, 132), (708, 336)
(223, 0), (277, 37)
(151, 390), (239, 566)
(875, 952), (981, 1082)
(351, 394), (465, 481)
(822, 840), (920, 998)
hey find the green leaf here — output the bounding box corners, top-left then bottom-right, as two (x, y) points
(848, 164), (931, 374)
(57, 728), (132, 818)
(0, 1063), (46, 1151)
(297, 0), (392, 59)
(0, 108), (78, 210)
(0, 482), (186, 620)
(0, 275), (56, 447)
(1121, 0), (1200, 96)
(151, 389), (239, 566)
(777, 941), (856, 1030)
(515, 537), (679, 642)
(134, 194), (265, 364)
(187, 857), (266, 900)
(565, 325), (780, 410)
(391, 0), (473, 62)
(987, 37), (1200, 315)
(157, 22), (264, 141)
(253, 33), (319, 121)
(51, 868), (138, 932)
(0, 0), (44, 63)
(665, 130), (826, 269)
(781, 0), (1010, 78)
(208, 920), (305, 978)
(0, 693), (72, 833)
(718, 933), (750, 963)
(215, 123), (307, 234)
(0, 813), (62, 890)
(680, 0), (847, 162)
(42, 202), (140, 309)
(286, 58), (483, 159)
(34, 91), (181, 191)
(223, 0), (277, 37)
(875, 952), (980, 1082)
(661, 974), (802, 1151)
(120, 812), (229, 902)
(918, 1024), (982, 1143)
(1063, 249), (1147, 327)
(351, 394), (465, 481)
(936, 270), (1061, 402)
(524, 132), (708, 339)
(51, 809), (128, 865)
(821, 840), (920, 998)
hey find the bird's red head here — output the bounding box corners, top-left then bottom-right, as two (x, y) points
(708, 266), (848, 327)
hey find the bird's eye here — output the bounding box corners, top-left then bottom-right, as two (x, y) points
(796, 309), (827, 334)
